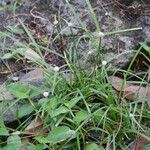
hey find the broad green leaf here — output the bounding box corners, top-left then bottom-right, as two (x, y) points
(30, 87), (44, 98)
(144, 144), (150, 150)
(47, 126), (75, 143)
(64, 96), (83, 109)
(46, 97), (60, 110)
(0, 121), (9, 136)
(93, 110), (104, 123)
(34, 136), (49, 144)
(7, 135), (21, 144)
(49, 106), (69, 118)
(1, 53), (13, 59)
(17, 103), (34, 118)
(85, 143), (100, 150)
(2, 135), (22, 150)
(39, 98), (49, 107)
(73, 110), (89, 124)
(36, 144), (48, 150)
(27, 141), (48, 150)
(7, 83), (31, 99)
(27, 145), (36, 150)
(0, 127), (9, 136)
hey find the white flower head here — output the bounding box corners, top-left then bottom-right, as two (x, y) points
(54, 15), (58, 25)
(53, 66), (59, 72)
(102, 60), (107, 66)
(43, 91), (49, 98)
(105, 12), (108, 16)
(98, 32), (104, 37)
(68, 22), (73, 27)
(88, 50), (92, 55)
(12, 76), (19, 81)
(93, 32), (105, 38)
(129, 113), (134, 118)
(54, 20), (58, 25)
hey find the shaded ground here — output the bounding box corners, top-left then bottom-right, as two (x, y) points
(0, 0), (150, 72)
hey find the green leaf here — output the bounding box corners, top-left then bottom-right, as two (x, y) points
(0, 121), (9, 136)
(30, 87), (44, 98)
(7, 25), (25, 35)
(46, 97), (60, 110)
(49, 106), (70, 118)
(14, 48), (27, 55)
(85, 143), (100, 150)
(39, 98), (49, 107)
(26, 142), (48, 150)
(17, 103), (34, 118)
(140, 43), (150, 53)
(144, 144), (150, 150)
(35, 144), (48, 150)
(64, 96), (83, 109)
(34, 136), (49, 144)
(27, 145), (36, 150)
(46, 126), (75, 143)
(0, 127), (9, 136)
(1, 53), (13, 59)
(3, 135), (22, 150)
(93, 110), (104, 123)
(73, 110), (89, 124)
(7, 83), (31, 99)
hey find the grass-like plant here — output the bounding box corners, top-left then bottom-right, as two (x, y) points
(0, 0), (150, 149)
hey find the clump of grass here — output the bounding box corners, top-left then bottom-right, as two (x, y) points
(0, 0), (150, 149)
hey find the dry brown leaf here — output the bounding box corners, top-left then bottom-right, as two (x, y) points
(25, 116), (48, 136)
(126, 136), (150, 150)
(110, 76), (149, 100)
(134, 136), (150, 150)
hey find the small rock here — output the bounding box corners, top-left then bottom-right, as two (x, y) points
(0, 69), (45, 123)
(20, 69), (44, 87)
(0, 84), (14, 101)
